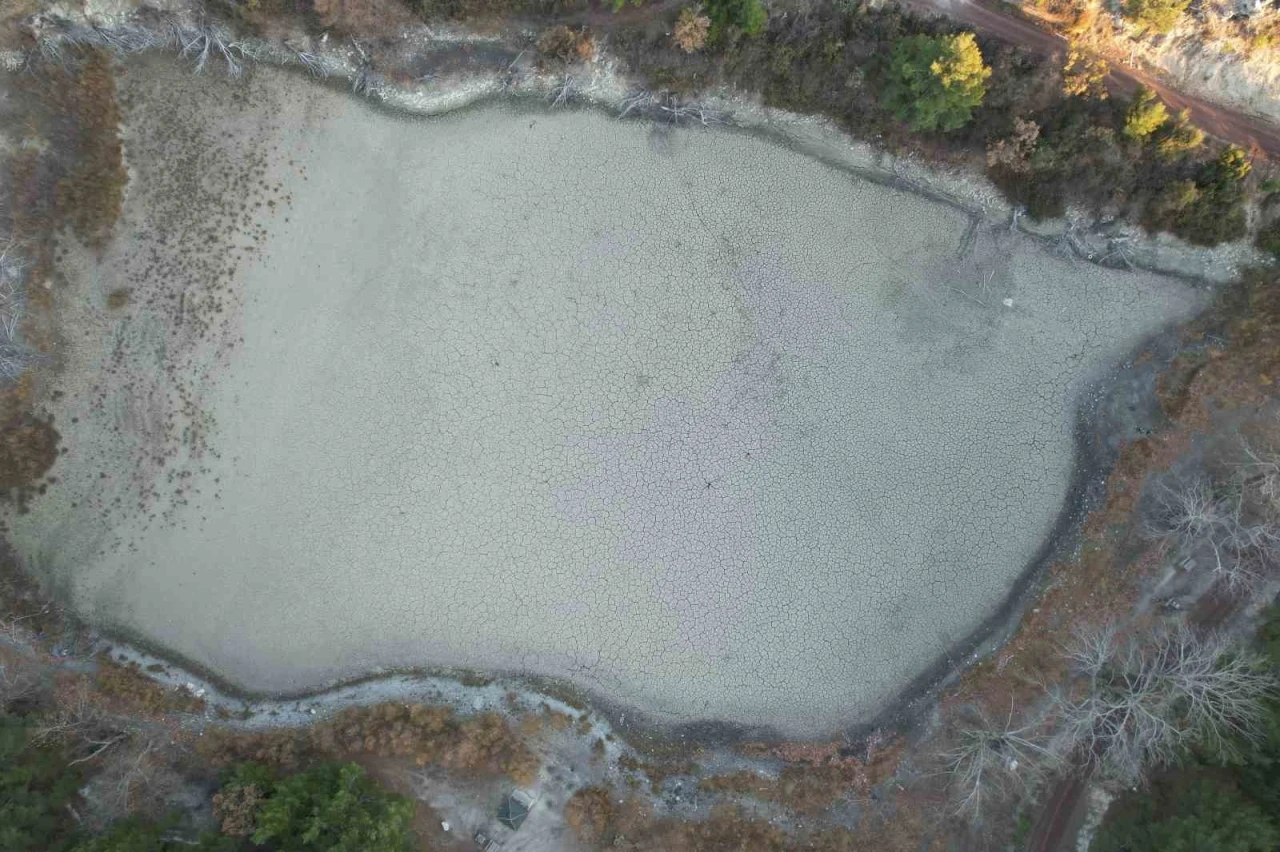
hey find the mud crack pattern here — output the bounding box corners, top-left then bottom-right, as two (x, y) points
(6, 62), (1201, 736)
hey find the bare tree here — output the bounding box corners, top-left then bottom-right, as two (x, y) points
(943, 701), (1059, 822)
(31, 683), (132, 761)
(1052, 626), (1276, 785)
(1241, 442), (1280, 516)
(1145, 474), (1280, 592)
(0, 660), (38, 713)
(79, 735), (185, 829)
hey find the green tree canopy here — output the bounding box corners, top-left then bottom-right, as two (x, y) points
(70, 819), (234, 852)
(1123, 86), (1169, 142)
(223, 762), (414, 852)
(1210, 144), (1252, 187)
(1094, 778), (1279, 852)
(1094, 605), (1280, 851)
(883, 32), (991, 132)
(704, 0), (767, 38)
(1154, 108), (1205, 159)
(1, 714), (83, 852)
(1123, 0), (1191, 34)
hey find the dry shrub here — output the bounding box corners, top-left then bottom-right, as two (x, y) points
(565, 786), (617, 844)
(310, 0), (418, 34)
(986, 118), (1040, 174)
(212, 783), (263, 836)
(1061, 48), (1108, 99)
(568, 796), (868, 852)
(0, 413), (58, 489)
(45, 50), (126, 248)
(312, 703), (454, 758)
(702, 737), (904, 816)
(203, 702), (540, 784)
(699, 770), (766, 796)
(803, 789), (946, 852)
(441, 711), (540, 785)
(630, 805), (789, 852)
(618, 753), (697, 792)
(537, 25), (596, 64)
(199, 727), (309, 770)
(0, 649), (39, 713)
(80, 735), (185, 830)
(95, 656), (205, 715)
(518, 712), (544, 737)
(0, 542), (63, 639)
(673, 8), (710, 53)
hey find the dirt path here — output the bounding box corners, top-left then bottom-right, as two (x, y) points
(904, 0), (1280, 158)
(1026, 776), (1088, 852)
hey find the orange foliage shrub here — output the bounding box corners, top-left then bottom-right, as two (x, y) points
(201, 702), (540, 784)
(94, 656), (205, 715)
(673, 8), (710, 52)
(537, 25), (597, 63)
(565, 786), (617, 844)
(211, 783), (264, 836)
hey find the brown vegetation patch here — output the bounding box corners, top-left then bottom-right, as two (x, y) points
(200, 701), (540, 785)
(617, 752), (697, 792)
(565, 785), (617, 844)
(0, 411), (58, 490)
(94, 655), (206, 715)
(43, 50), (127, 248)
(536, 24), (596, 63)
(311, 0), (419, 34)
(672, 8), (710, 53)
(212, 782), (263, 836)
(706, 736), (905, 815)
(0, 540), (64, 637)
(567, 793), (945, 852)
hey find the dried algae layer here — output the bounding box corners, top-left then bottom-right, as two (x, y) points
(7, 58), (1202, 736)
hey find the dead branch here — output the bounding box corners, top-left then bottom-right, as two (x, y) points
(1051, 626), (1276, 785)
(1145, 475), (1280, 592)
(942, 700), (1058, 822)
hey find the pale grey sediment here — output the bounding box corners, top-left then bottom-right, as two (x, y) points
(8, 59), (1202, 737)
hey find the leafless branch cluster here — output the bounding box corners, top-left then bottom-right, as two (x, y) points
(294, 50), (335, 78)
(657, 96), (721, 126)
(171, 23), (257, 76)
(943, 702), (1058, 822)
(1145, 474), (1280, 592)
(1241, 442), (1280, 515)
(0, 235), (36, 380)
(616, 90), (722, 125)
(33, 19), (255, 76)
(1053, 220), (1090, 263)
(0, 660), (38, 712)
(35, 23), (152, 64)
(30, 685), (130, 756)
(24, 682), (180, 826)
(79, 735), (185, 828)
(1051, 626), (1276, 785)
(1098, 234), (1137, 270)
(549, 73), (577, 108)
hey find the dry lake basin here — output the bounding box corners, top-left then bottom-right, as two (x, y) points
(8, 57), (1203, 737)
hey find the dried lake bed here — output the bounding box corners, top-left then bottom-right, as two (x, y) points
(6, 57), (1203, 737)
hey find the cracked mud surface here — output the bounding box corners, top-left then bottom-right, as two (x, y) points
(6, 58), (1203, 736)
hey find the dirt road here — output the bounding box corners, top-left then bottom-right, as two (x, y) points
(903, 0), (1280, 158)
(1026, 776), (1088, 852)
